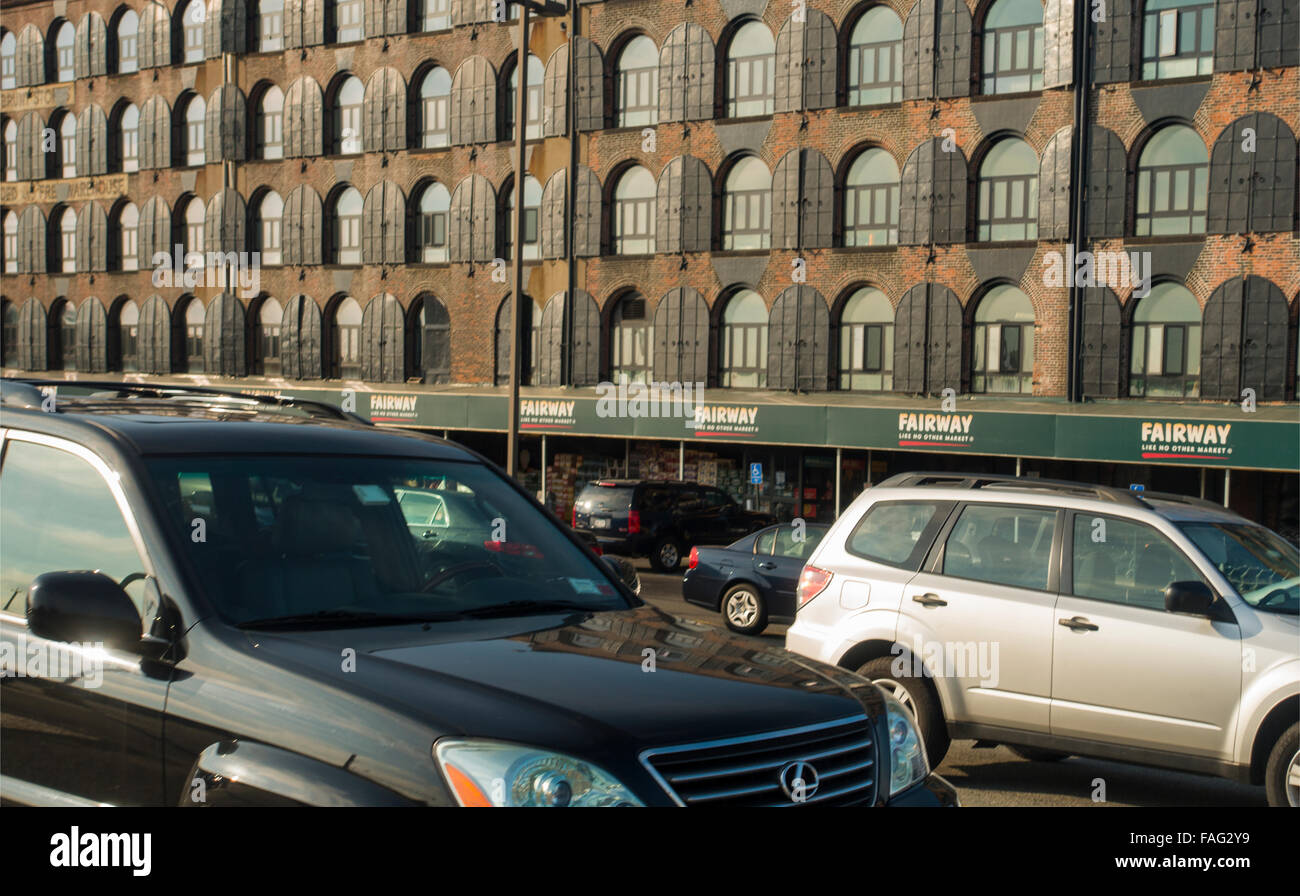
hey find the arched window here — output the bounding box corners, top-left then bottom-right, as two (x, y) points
(418, 67), (451, 148)
(255, 191), (283, 265)
(417, 182), (450, 262)
(59, 208), (77, 272)
(848, 7), (903, 105)
(0, 31), (15, 89)
(410, 295), (451, 383)
(257, 85), (284, 159)
(977, 138), (1038, 241)
(502, 176), (542, 261)
(183, 196), (205, 255)
(1135, 124), (1207, 236)
(180, 1), (205, 64)
(330, 186), (363, 264)
(1141, 0), (1214, 80)
(844, 148), (900, 246)
(981, 0), (1044, 94)
(1130, 283), (1201, 397)
(726, 21), (775, 117)
(332, 75), (364, 154)
(117, 299), (140, 371)
(722, 156), (771, 250)
(182, 297), (204, 372)
(2, 210), (16, 274)
(614, 166), (656, 255)
(2, 118), (14, 181)
(117, 10), (140, 73)
(616, 35), (658, 127)
(58, 300), (77, 370)
(333, 296), (362, 378)
(256, 297), (283, 375)
(333, 0), (365, 44)
(972, 285), (1035, 394)
(721, 290), (768, 387)
(183, 94), (206, 165)
(258, 0), (285, 52)
(839, 287), (894, 390)
(611, 293), (651, 384)
(1, 300), (15, 366)
(117, 202), (139, 271)
(119, 103), (140, 172)
(503, 54), (544, 141)
(54, 21), (75, 82)
(59, 112), (76, 178)
(421, 0), (451, 32)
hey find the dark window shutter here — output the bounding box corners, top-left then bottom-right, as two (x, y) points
(1086, 126), (1127, 239)
(771, 150), (800, 249)
(1210, 113), (1297, 234)
(681, 155), (712, 252)
(1215, 0), (1257, 73)
(16, 112), (43, 181)
(656, 159), (681, 254)
(1092, 0), (1132, 83)
(281, 294), (322, 379)
(450, 174), (495, 263)
(285, 77), (323, 158)
(540, 169), (566, 259)
(206, 1), (248, 57)
(774, 15), (802, 114)
(17, 25), (44, 87)
(75, 297), (109, 373)
(768, 285), (830, 392)
(935, 0), (972, 99)
(364, 67), (406, 153)
(893, 284), (927, 393)
(652, 286), (709, 383)
(933, 139), (967, 242)
(138, 196), (171, 270)
(569, 289), (600, 386)
(1202, 276), (1289, 401)
(536, 293), (565, 386)
(75, 105), (108, 177)
(542, 45), (568, 138)
(901, 138), (968, 244)
(1042, 0), (1074, 88)
(573, 165), (601, 257)
(75, 13), (108, 79)
(1258, 0), (1300, 67)
(205, 188), (247, 254)
(139, 2), (171, 69)
(363, 180), (405, 264)
(139, 294), (172, 374)
(1038, 126), (1073, 239)
(659, 24), (714, 123)
(1080, 286), (1122, 398)
(76, 201), (109, 272)
(573, 37), (604, 132)
(206, 84), (247, 162)
(284, 185), (323, 265)
(804, 10), (838, 110)
(449, 177), (473, 262)
(17, 299), (49, 371)
(928, 285), (963, 393)
(18, 206), (46, 274)
(494, 295), (533, 385)
(451, 57), (496, 145)
(473, 174), (496, 263)
(286, 0), (325, 49)
(360, 293), (403, 382)
(899, 140), (931, 244)
(802, 149), (834, 248)
(202, 292), (247, 376)
(1200, 278), (1243, 401)
(902, 0), (936, 100)
(365, 0), (408, 38)
(422, 296), (451, 384)
(140, 96), (172, 170)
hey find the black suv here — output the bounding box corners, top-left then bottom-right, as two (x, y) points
(573, 480), (776, 572)
(0, 380), (955, 807)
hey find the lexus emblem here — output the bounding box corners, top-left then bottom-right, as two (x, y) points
(778, 760), (819, 802)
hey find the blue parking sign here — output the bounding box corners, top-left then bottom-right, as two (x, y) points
(749, 463), (763, 485)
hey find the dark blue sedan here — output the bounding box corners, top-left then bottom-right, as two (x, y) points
(682, 523), (830, 635)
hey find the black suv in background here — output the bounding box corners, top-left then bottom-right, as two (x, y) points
(572, 480), (776, 572)
(0, 380), (955, 807)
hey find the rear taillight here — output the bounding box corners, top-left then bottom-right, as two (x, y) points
(590, 543), (603, 556)
(571, 505), (577, 527)
(688, 546), (699, 570)
(627, 510), (641, 534)
(796, 566), (833, 608)
(483, 541), (545, 559)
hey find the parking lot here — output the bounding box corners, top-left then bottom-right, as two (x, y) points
(632, 563), (1268, 808)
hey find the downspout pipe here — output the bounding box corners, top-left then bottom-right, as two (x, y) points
(1066, 0), (1093, 403)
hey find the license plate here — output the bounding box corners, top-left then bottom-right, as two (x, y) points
(591, 518), (610, 529)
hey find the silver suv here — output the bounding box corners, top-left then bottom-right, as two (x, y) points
(786, 473), (1300, 806)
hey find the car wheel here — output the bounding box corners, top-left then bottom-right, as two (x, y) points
(1009, 746), (1070, 763)
(650, 537), (682, 573)
(1264, 721), (1299, 807)
(721, 584), (767, 635)
(856, 656), (950, 768)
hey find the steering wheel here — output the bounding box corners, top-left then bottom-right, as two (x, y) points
(119, 571), (148, 590)
(419, 560), (500, 594)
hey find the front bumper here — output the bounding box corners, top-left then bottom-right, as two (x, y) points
(884, 773), (960, 807)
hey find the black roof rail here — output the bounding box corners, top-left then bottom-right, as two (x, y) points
(2, 378), (370, 424)
(873, 472), (1147, 507)
(1136, 490), (1228, 512)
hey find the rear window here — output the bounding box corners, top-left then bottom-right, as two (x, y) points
(577, 485), (635, 512)
(847, 501), (949, 569)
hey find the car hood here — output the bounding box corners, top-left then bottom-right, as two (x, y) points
(248, 605), (878, 750)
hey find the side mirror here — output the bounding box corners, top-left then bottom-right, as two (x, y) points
(27, 571), (142, 650)
(1164, 580), (1217, 616)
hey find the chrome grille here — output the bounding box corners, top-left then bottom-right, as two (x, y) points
(641, 715), (876, 807)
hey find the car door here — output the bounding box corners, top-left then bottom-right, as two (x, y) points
(899, 502), (1061, 733)
(762, 525), (826, 618)
(0, 433), (168, 805)
(1050, 511), (1241, 758)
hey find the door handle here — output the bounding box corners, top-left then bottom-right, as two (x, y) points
(912, 592), (947, 608)
(757, 562), (777, 570)
(1058, 616), (1099, 632)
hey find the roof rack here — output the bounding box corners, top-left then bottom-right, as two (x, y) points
(874, 472), (1148, 507)
(2, 378), (369, 424)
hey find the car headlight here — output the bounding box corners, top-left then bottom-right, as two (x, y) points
(883, 694), (929, 797)
(434, 739), (643, 807)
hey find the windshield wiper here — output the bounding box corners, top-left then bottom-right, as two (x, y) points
(236, 609), (468, 630)
(457, 599), (609, 619)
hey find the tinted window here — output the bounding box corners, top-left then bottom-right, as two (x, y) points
(943, 504), (1056, 591)
(847, 501), (947, 568)
(639, 486), (676, 513)
(1073, 514), (1206, 611)
(0, 440), (150, 618)
(577, 485), (635, 512)
(775, 525), (825, 560)
(755, 528), (776, 554)
(701, 488), (733, 509)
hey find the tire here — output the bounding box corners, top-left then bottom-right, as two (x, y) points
(721, 583), (767, 635)
(1009, 746), (1070, 763)
(1263, 721), (1299, 807)
(649, 537), (682, 573)
(856, 656), (950, 768)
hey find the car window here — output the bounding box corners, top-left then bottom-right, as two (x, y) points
(846, 501), (948, 569)
(700, 489), (732, 509)
(398, 491), (448, 527)
(755, 528), (776, 554)
(640, 486), (675, 513)
(577, 484), (635, 512)
(1073, 514), (1206, 611)
(774, 525), (825, 559)
(942, 504), (1056, 591)
(0, 439), (151, 619)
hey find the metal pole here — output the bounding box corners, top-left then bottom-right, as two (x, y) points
(678, 440), (685, 479)
(505, 4), (531, 478)
(834, 447), (842, 516)
(541, 433), (548, 502)
(1224, 468), (1231, 508)
(1199, 467), (1206, 498)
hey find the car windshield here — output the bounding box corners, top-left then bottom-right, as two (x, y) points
(147, 455), (631, 626)
(1179, 522), (1300, 614)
